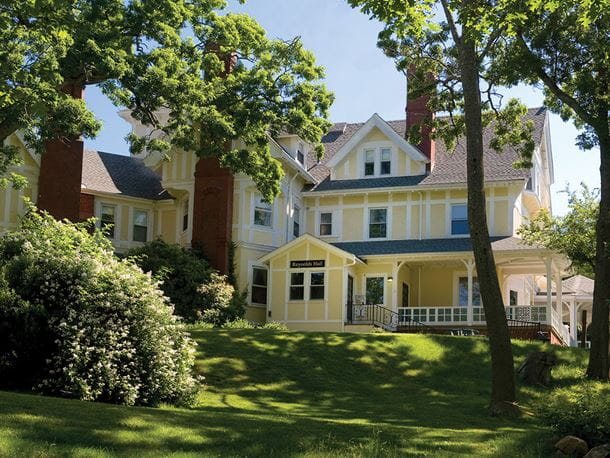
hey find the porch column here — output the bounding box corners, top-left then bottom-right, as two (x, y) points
(461, 259), (475, 323)
(392, 261), (399, 312)
(569, 299), (578, 347)
(545, 257), (553, 325)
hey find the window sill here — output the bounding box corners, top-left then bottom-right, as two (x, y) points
(252, 225), (273, 232)
(248, 303), (267, 308)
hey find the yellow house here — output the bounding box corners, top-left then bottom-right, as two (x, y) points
(0, 106), (572, 345)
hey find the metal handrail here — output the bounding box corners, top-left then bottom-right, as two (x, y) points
(347, 303), (432, 333)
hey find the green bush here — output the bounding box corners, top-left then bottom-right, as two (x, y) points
(538, 381), (610, 446)
(261, 321), (289, 331)
(126, 239), (245, 324)
(0, 211), (199, 406)
(222, 318), (257, 329)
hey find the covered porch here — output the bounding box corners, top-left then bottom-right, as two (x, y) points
(338, 237), (570, 345)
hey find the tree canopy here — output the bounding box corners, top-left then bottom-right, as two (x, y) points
(519, 185), (598, 279)
(0, 0), (334, 199)
(348, 0), (541, 416)
(494, 0), (610, 380)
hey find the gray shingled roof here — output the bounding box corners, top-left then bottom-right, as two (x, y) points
(81, 150), (172, 200)
(562, 275), (594, 296)
(312, 175), (427, 192)
(306, 107), (547, 191)
(332, 236), (540, 257)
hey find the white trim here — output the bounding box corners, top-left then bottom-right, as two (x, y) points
(366, 206), (390, 241)
(248, 262), (269, 307)
(325, 113), (429, 168)
(363, 273), (388, 308)
(259, 233), (361, 264)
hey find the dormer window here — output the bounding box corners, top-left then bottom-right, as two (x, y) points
(364, 149), (375, 176)
(380, 148), (391, 175)
(362, 147), (392, 177)
(297, 142), (305, 165)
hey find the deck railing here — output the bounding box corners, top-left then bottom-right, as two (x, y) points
(395, 305), (568, 344)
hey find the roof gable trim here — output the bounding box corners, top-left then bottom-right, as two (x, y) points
(258, 233), (361, 264)
(325, 113), (429, 168)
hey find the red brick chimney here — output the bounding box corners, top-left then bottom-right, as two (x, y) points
(191, 49), (237, 274)
(37, 84), (85, 221)
(406, 70), (436, 172)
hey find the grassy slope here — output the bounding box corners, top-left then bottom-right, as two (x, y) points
(0, 329), (587, 457)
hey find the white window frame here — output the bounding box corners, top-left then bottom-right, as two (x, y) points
(252, 194), (273, 229)
(99, 203), (117, 240)
(182, 198), (189, 233)
(292, 205), (301, 239)
(367, 207), (389, 240)
(450, 203), (469, 237)
(250, 265), (269, 307)
(309, 271), (326, 301)
(318, 211), (334, 237)
(296, 142), (305, 165)
(364, 274), (387, 307)
(289, 271), (306, 301)
(132, 208), (150, 243)
(379, 147), (392, 175)
(452, 271), (482, 307)
(360, 143), (396, 178)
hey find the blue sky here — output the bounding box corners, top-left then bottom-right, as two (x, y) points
(84, 0), (600, 216)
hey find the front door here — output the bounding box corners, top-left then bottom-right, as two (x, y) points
(347, 275), (354, 322)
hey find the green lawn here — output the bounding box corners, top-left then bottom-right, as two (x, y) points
(0, 329), (588, 457)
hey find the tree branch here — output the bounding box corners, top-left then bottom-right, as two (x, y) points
(516, 34), (596, 127)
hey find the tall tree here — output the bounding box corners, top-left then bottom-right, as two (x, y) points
(496, 1), (610, 380)
(519, 184), (598, 279)
(348, 0), (535, 415)
(0, 0), (333, 199)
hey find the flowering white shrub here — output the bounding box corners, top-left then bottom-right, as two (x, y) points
(0, 210), (199, 406)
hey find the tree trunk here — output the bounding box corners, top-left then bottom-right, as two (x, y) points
(459, 39), (519, 415)
(587, 130), (610, 381)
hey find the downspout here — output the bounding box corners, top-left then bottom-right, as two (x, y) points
(416, 191), (423, 240)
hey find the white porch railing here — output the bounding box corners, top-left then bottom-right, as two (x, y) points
(397, 305), (569, 344)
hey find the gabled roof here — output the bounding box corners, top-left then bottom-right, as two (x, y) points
(324, 113), (429, 169)
(81, 150), (172, 200)
(258, 233), (363, 264)
(306, 107), (548, 189)
(562, 275), (594, 296)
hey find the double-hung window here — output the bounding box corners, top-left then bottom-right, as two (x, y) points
(289, 272), (325, 301)
(369, 208), (387, 239)
(100, 205), (116, 239)
(293, 206), (300, 238)
(297, 142), (305, 165)
(364, 149), (375, 176)
(133, 210), (148, 242)
(363, 147), (392, 177)
(289, 272), (305, 300)
(380, 147), (391, 175)
(251, 267), (268, 305)
(310, 272), (325, 300)
(182, 199), (189, 232)
(319, 212), (333, 236)
(253, 195), (273, 228)
(451, 204), (469, 235)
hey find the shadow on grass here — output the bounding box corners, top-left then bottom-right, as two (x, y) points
(1, 330), (584, 456)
